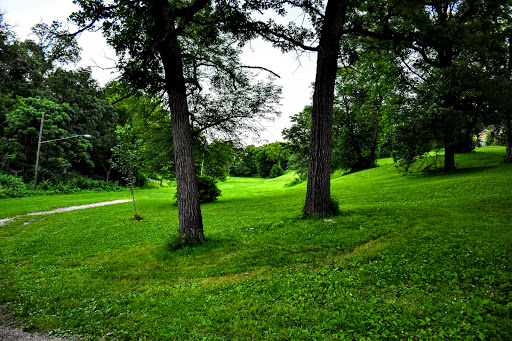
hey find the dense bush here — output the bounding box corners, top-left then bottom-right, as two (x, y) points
(269, 164), (284, 178)
(45, 174), (123, 193)
(0, 172), (122, 198)
(197, 175), (222, 203)
(0, 173), (28, 198)
(174, 175), (222, 204)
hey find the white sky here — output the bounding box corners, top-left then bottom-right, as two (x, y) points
(0, 0), (317, 145)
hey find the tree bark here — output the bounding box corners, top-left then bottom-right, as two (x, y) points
(151, 0), (204, 243)
(164, 46), (204, 243)
(303, 0), (347, 217)
(506, 34), (512, 163)
(505, 116), (512, 163)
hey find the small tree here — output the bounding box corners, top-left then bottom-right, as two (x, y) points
(112, 124), (141, 219)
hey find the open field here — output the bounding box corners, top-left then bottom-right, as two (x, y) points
(1, 147), (511, 340)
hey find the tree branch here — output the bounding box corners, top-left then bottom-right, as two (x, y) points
(241, 65), (280, 78)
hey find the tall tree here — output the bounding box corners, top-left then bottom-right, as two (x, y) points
(370, 0), (510, 170)
(302, 0), (348, 216)
(242, 0), (349, 216)
(72, 0), (281, 244)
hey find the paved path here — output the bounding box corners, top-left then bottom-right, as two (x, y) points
(0, 199), (132, 226)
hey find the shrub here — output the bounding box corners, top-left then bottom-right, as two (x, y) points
(269, 164), (284, 178)
(197, 175), (221, 203)
(174, 175), (222, 204)
(0, 173), (28, 198)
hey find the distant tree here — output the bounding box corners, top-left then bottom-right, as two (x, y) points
(197, 140), (236, 180)
(2, 97), (93, 183)
(370, 0), (511, 171)
(231, 145), (259, 176)
(255, 142), (290, 178)
(44, 68), (118, 177)
(282, 106), (311, 181)
(333, 41), (402, 172)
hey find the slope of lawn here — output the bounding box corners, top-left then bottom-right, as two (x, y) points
(0, 147), (511, 340)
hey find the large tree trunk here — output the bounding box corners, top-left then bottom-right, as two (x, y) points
(164, 46), (204, 243)
(506, 35), (512, 163)
(152, 0), (204, 244)
(505, 116), (512, 163)
(303, 0), (347, 217)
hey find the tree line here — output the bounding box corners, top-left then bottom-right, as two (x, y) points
(1, 0), (511, 245)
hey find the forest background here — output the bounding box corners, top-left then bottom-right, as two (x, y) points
(0, 0), (511, 199)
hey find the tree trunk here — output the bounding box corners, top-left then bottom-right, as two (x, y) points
(149, 0), (204, 244)
(303, 0), (347, 217)
(506, 34), (512, 163)
(160, 40), (204, 244)
(368, 118), (380, 168)
(443, 111), (456, 171)
(166, 61), (204, 243)
(505, 116), (512, 163)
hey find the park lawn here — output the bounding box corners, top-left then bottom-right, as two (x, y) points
(0, 147), (511, 340)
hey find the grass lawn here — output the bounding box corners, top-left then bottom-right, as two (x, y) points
(0, 147), (511, 340)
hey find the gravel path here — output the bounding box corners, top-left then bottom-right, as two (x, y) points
(0, 318), (72, 341)
(0, 199), (132, 226)
(1, 199), (132, 340)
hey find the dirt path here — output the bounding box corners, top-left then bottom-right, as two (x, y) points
(1, 199), (132, 340)
(0, 199), (132, 226)
(0, 320), (72, 341)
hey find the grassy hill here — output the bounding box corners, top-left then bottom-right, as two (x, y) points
(1, 147), (511, 340)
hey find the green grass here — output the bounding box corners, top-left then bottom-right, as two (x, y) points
(1, 147), (511, 340)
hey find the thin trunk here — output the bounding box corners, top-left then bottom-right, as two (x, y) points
(303, 0), (347, 217)
(106, 167), (111, 183)
(368, 118), (380, 168)
(33, 112), (45, 190)
(130, 169), (137, 216)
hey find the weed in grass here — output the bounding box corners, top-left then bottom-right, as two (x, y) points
(133, 212), (144, 221)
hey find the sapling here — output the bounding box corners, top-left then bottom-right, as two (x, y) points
(112, 124), (142, 220)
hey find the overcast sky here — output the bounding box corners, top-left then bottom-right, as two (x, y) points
(0, 0), (317, 145)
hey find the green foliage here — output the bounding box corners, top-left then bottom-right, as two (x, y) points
(173, 175), (221, 204)
(0, 173), (27, 198)
(269, 164), (284, 178)
(40, 174), (122, 194)
(197, 175), (222, 203)
(112, 125), (140, 186)
(255, 142), (290, 178)
(112, 124), (141, 217)
(2, 97), (84, 181)
(0, 148), (511, 339)
(230, 145), (259, 176)
(195, 175), (222, 204)
(196, 140), (235, 181)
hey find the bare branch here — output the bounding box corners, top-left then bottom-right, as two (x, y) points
(241, 65), (281, 78)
